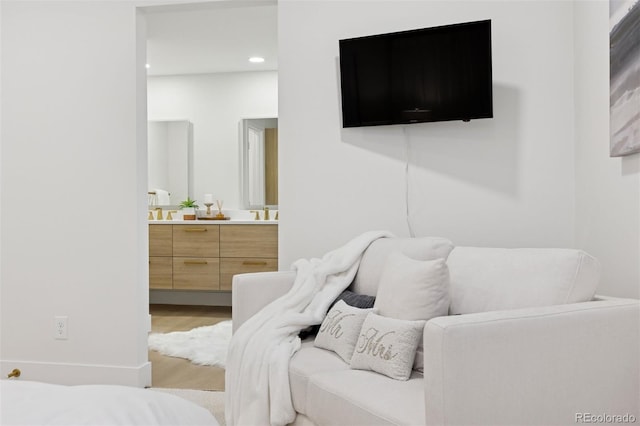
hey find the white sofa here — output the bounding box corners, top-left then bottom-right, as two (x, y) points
(232, 237), (640, 426)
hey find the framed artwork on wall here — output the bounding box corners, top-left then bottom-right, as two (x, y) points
(609, 0), (640, 157)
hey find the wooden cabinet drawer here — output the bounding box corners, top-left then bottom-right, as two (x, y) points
(149, 223), (278, 297)
(173, 225), (219, 257)
(219, 258), (278, 291)
(149, 256), (173, 289)
(220, 225), (278, 258)
(149, 225), (172, 257)
(173, 257), (220, 291)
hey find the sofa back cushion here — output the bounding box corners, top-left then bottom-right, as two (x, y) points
(351, 237), (454, 297)
(447, 247), (601, 314)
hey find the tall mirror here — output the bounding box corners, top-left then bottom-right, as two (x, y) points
(241, 118), (278, 209)
(147, 120), (192, 207)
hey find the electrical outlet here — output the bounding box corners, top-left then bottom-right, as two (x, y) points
(54, 316), (68, 340)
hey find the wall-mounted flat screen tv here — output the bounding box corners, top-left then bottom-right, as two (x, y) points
(339, 19), (493, 128)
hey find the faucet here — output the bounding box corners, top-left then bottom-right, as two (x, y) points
(155, 208), (163, 220)
(263, 207), (270, 220)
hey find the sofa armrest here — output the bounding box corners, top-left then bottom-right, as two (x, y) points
(231, 271), (296, 333)
(423, 298), (640, 426)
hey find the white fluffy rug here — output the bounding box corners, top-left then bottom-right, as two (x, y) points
(149, 321), (232, 367)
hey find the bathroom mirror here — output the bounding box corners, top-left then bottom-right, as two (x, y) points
(148, 120), (192, 207)
(240, 117), (278, 209)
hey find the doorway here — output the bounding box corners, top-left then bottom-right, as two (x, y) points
(140, 0), (278, 390)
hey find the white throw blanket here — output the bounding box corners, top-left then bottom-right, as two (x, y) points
(225, 230), (392, 426)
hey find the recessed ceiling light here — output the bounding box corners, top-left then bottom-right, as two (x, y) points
(145, 63), (151, 69)
(249, 57), (265, 63)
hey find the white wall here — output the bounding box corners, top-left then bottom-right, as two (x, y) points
(0, 1), (150, 385)
(574, 1), (640, 298)
(147, 71), (278, 209)
(279, 1), (577, 266)
(278, 0), (639, 299)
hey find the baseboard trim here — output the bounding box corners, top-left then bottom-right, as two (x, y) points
(0, 360), (152, 387)
(150, 290), (232, 306)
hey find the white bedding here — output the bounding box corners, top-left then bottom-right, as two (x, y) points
(0, 380), (219, 426)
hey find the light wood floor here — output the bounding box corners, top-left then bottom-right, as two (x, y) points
(149, 304), (231, 391)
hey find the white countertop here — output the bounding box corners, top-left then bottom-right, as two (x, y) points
(148, 220), (278, 225)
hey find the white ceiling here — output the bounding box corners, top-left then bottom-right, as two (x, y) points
(145, 1), (278, 76)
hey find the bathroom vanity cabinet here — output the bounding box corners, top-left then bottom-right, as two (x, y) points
(149, 223), (278, 292)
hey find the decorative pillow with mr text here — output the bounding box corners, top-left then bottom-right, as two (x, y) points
(299, 290), (376, 340)
(314, 300), (376, 363)
(350, 313), (425, 381)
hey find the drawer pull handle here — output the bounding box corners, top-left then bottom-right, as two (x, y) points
(184, 228), (207, 232)
(184, 260), (208, 265)
(242, 261), (268, 266)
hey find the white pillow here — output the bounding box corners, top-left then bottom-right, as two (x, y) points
(374, 251), (450, 371)
(352, 237), (454, 296)
(314, 300), (376, 363)
(350, 313), (425, 381)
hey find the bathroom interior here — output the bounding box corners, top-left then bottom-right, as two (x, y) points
(145, 1), (278, 390)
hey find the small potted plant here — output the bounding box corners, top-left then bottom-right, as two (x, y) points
(179, 197), (199, 220)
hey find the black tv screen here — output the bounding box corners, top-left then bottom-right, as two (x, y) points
(339, 20), (493, 128)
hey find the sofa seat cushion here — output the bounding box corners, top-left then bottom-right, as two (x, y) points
(304, 369), (425, 426)
(448, 247), (601, 314)
(289, 341), (350, 415)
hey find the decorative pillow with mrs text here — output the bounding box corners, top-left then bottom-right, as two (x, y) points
(350, 312), (425, 381)
(314, 299), (376, 363)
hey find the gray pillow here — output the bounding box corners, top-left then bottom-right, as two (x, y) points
(335, 290), (376, 309)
